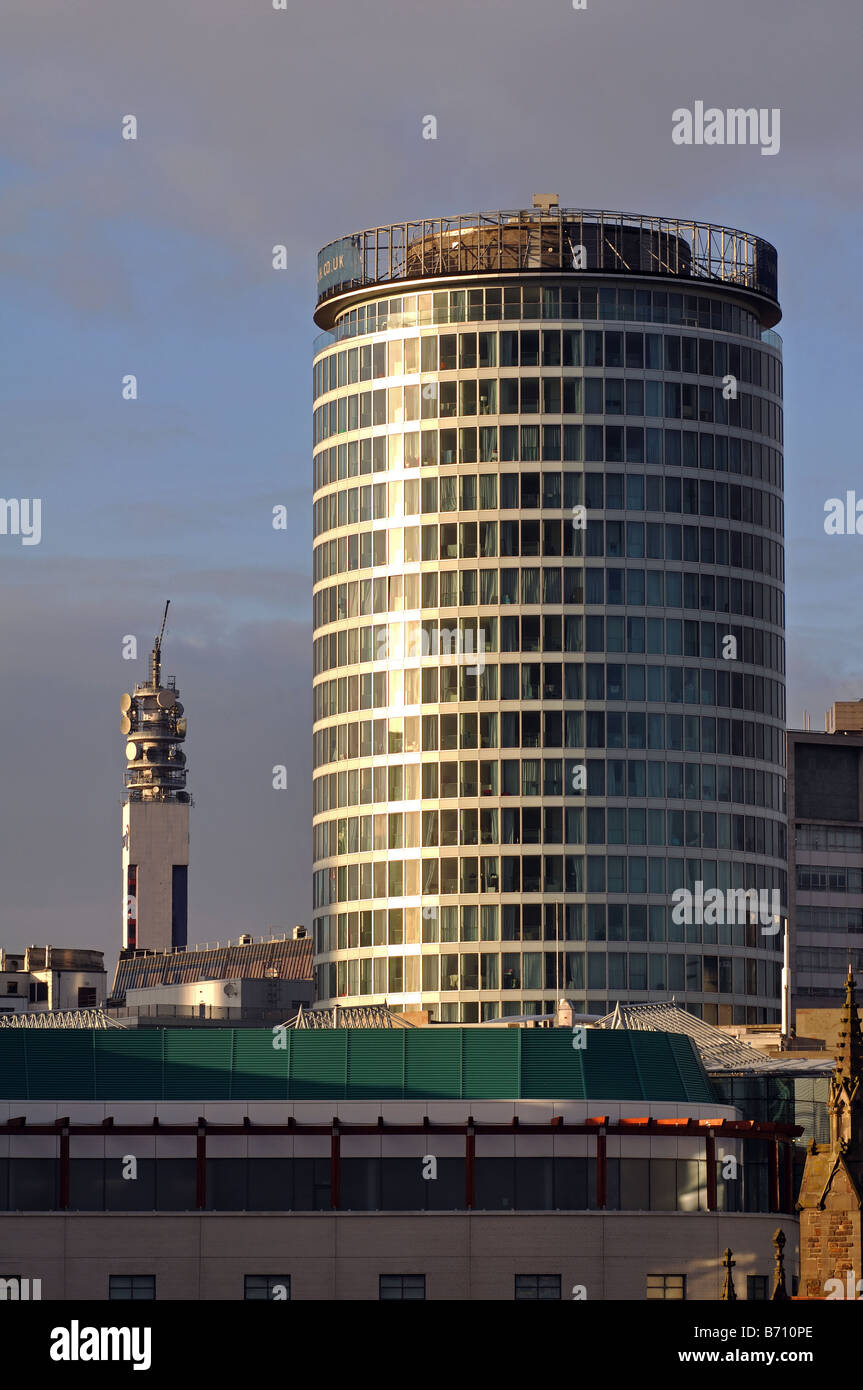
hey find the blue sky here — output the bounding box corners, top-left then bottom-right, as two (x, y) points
(1, 0), (861, 975)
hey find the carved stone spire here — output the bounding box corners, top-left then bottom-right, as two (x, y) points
(720, 1247), (737, 1301)
(798, 970), (863, 1297)
(771, 1228), (789, 1300)
(829, 967), (863, 1155)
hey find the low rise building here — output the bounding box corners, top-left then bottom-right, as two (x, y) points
(0, 946), (106, 1016)
(109, 930), (314, 1026)
(0, 1023), (798, 1300)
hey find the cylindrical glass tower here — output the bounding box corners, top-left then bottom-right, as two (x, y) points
(311, 205), (785, 1025)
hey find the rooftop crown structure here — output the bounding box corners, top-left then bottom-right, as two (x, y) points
(120, 603), (190, 953)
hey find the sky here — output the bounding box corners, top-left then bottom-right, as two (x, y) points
(1, 0), (861, 977)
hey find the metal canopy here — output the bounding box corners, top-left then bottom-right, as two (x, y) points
(594, 1001), (829, 1075)
(0, 1009), (126, 1029)
(283, 1003), (416, 1029)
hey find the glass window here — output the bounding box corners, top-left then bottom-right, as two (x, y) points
(244, 1275), (290, 1300)
(109, 1275), (156, 1300)
(380, 1275), (426, 1301)
(646, 1274), (685, 1300)
(515, 1275), (561, 1301)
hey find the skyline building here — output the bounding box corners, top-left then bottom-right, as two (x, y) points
(120, 603), (190, 954)
(311, 200), (786, 1023)
(788, 703), (863, 1011)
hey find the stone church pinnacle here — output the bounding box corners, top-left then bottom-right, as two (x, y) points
(798, 967), (863, 1297)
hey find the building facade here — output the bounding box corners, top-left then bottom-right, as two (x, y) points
(0, 1026), (799, 1301)
(311, 203), (786, 1023)
(110, 931), (314, 1025)
(788, 709), (863, 1010)
(0, 946), (106, 1017)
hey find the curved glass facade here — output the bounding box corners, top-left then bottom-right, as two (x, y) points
(311, 220), (785, 1025)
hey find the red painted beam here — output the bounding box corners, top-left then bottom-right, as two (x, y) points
(0, 1118), (805, 1142)
(465, 1121), (475, 1210)
(596, 1130), (607, 1210)
(330, 1121), (340, 1210)
(782, 1138), (794, 1214)
(195, 1121), (206, 1210)
(705, 1131), (717, 1212)
(768, 1138), (780, 1213)
(58, 1126), (70, 1210)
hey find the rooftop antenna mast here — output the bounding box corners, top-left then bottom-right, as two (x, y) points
(151, 600), (170, 688)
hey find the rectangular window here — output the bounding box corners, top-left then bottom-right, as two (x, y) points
(646, 1274), (685, 1300)
(380, 1274), (426, 1300)
(109, 1275), (156, 1300)
(244, 1275), (291, 1300)
(515, 1274), (561, 1301)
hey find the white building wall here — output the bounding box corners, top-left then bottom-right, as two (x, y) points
(123, 801), (189, 952)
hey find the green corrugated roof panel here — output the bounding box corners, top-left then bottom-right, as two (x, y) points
(0, 1031), (29, 1100)
(521, 1031), (587, 1099)
(163, 1031), (234, 1100)
(233, 1028), (289, 1099)
(289, 1031), (346, 1099)
(626, 1032), (680, 1101)
(14, 1031), (96, 1101)
(94, 1031), (164, 1100)
(346, 1031), (405, 1098)
(403, 1028), (461, 1099)
(668, 1034), (716, 1104)
(462, 1029), (519, 1099)
(0, 1028), (717, 1104)
(582, 1031), (643, 1100)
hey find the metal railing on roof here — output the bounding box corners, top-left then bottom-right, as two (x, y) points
(316, 207), (779, 315)
(0, 1009), (126, 1029)
(283, 1003), (416, 1029)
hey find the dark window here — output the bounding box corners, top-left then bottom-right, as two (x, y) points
(171, 865), (188, 949)
(155, 1159), (196, 1211)
(515, 1274), (561, 1301)
(244, 1275), (290, 1300)
(109, 1275), (155, 1300)
(379, 1274), (425, 1301)
(8, 1160), (57, 1211)
(105, 1157), (156, 1211)
(747, 1275), (768, 1301)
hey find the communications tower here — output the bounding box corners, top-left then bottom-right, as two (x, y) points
(120, 602), (190, 952)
